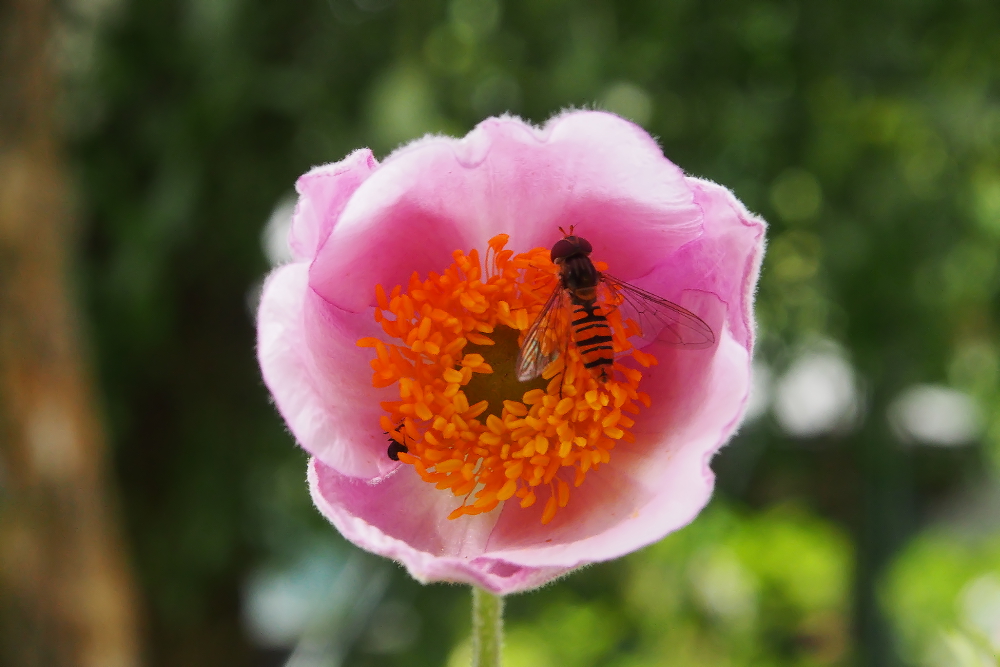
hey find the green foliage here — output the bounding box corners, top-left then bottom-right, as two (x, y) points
(883, 529), (1000, 665)
(447, 503), (851, 667)
(621, 503), (851, 667)
(65, 0), (1000, 664)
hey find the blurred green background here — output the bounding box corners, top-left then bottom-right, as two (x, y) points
(57, 0), (1000, 665)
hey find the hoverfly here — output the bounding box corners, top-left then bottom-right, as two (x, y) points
(515, 227), (715, 384)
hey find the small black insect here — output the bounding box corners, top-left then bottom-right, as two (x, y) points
(387, 440), (408, 461)
(386, 429), (408, 461)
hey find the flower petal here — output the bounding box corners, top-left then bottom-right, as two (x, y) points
(632, 177), (766, 350)
(484, 324), (751, 567)
(308, 112), (704, 312)
(307, 324), (751, 581)
(308, 459), (569, 594)
(257, 262), (395, 478)
(289, 149), (378, 261)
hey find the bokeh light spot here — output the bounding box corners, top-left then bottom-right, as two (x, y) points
(770, 168), (823, 222)
(600, 81), (653, 126)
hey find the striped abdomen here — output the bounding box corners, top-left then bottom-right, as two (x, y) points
(570, 299), (614, 383)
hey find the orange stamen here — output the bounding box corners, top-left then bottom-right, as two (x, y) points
(357, 234), (653, 524)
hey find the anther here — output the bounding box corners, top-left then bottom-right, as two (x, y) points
(358, 234), (655, 524)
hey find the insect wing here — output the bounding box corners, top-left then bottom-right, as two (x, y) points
(516, 286), (570, 381)
(601, 274), (715, 349)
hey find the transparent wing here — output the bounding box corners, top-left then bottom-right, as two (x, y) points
(602, 274), (715, 350)
(516, 286), (570, 381)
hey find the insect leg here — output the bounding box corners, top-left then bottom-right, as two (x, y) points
(558, 332), (571, 399)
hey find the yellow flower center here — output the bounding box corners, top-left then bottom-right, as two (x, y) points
(356, 235), (658, 524)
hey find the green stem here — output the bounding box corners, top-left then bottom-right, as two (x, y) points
(471, 586), (504, 667)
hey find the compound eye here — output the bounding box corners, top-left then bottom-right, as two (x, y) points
(577, 236), (593, 254)
(550, 238), (575, 262)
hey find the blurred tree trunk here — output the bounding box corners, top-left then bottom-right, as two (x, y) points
(0, 0), (142, 666)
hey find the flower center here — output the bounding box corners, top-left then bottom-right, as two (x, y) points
(463, 325), (548, 418)
(357, 235), (656, 524)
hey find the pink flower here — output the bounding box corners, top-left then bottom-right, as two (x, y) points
(256, 111), (765, 594)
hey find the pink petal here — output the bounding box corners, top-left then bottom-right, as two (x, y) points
(308, 112), (704, 313)
(309, 459), (570, 594)
(257, 263), (396, 478)
(631, 177), (766, 351)
(288, 149), (378, 261)
(485, 325), (751, 566)
(306, 321), (751, 588)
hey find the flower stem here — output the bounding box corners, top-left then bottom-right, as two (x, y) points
(471, 586), (504, 667)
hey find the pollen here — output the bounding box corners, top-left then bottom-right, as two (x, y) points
(357, 235), (655, 524)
